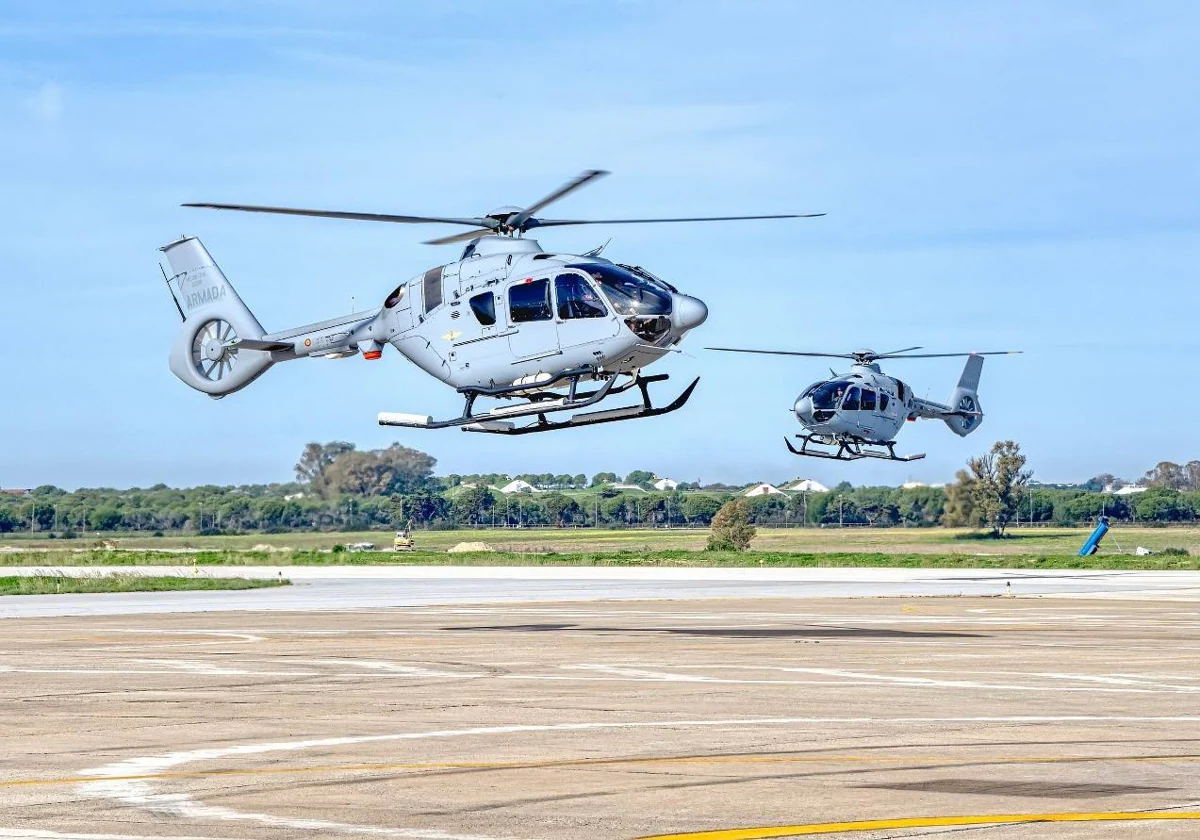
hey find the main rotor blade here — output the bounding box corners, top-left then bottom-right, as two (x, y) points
(507, 169), (609, 231)
(536, 213), (823, 227)
(877, 346), (922, 356)
(876, 350), (1025, 360)
(706, 347), (854, 360)
(423, 227), (496, 246)
(182, 202), (496, 228)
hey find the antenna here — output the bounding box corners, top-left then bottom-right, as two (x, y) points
(161, 263), (185, 321)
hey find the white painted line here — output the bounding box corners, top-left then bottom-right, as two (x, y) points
(77, 716), (1200, 839)
(300, 660), (487, 678)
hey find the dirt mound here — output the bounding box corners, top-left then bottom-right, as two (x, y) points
(447, 541), (495, 553)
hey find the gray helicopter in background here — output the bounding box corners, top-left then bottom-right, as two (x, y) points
(163, 170), (821, 434)
(707, 346), (1021, 461)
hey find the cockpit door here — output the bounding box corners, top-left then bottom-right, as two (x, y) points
(553, 271), (620, 349)
(505, 276), (561, 362)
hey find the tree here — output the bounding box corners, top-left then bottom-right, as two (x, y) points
(452, 486), (497, 525)
(542, 493), (580, 526)
(1142, 461), (1200, 492)
(941, 469), (978, 527)
(321, 444), (436, 497)
(953, 440), (1033, 536)
(591, 472), (618, 487)
(625, 470), (656, 489)
(707, 499), (756, 551)
(683, 494), (723, 524)
(1084, 473), (1123, 492)
(294, 441), (356, 491)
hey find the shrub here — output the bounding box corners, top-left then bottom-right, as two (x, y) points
(707, 499), (756, 551)
(1160, 547), (1190, 556)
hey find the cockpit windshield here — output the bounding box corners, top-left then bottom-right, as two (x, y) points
(570, 264), (672, 318)
(810, 380), (850, 410)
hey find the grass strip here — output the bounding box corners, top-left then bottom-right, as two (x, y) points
(1, 549), (1199, 571)
(0, 575), (290, 596)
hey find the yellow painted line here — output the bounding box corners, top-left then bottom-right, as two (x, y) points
(4, 752), (1200, 789)
(639, 811), (1200, 839)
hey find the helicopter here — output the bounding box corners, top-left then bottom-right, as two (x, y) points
(705, 346), (1021, 461)
(162, 170), (821, 434)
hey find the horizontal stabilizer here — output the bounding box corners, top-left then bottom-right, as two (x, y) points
(233, 338), (294, 352)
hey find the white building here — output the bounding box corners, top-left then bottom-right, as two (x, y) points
(784, 479), (828, 493)
(901, 481), (945, 490)
(497, 479), (540, 495)
(744, 483), (789, 498)
(652, 477), (679, 491)
(1114, 485), (1149, 496)
(283, 492), (305, 501)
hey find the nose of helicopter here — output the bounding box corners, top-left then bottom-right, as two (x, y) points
(671, 294), (708, 333)
(794, 396), (815, 424)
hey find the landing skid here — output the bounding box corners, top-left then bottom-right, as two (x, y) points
(379, 369), (699, 435)
(784, 434), (926, 462)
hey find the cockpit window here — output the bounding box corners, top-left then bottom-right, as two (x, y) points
(861, 389), (877, 411)
(617, 263), (678, 293)
(469, 292), (496, 326)
(555, 273), (607, 320)
(810, 381), (848, 410)
(509, 278), (552, 323)
(384, 284), (407, 309)
(569, 263), (671, 317)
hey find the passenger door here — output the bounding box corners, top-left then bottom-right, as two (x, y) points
(506, 276), (561, 361)
(858, 387), (880, 437)
(553, 271), (620, 348)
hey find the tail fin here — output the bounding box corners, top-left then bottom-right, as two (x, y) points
(162, 236), (274, 398)
(943, 354), (984, 437)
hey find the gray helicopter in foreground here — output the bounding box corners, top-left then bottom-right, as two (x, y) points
(162, 170), (821, 434)
(706, 347), (1021, 461)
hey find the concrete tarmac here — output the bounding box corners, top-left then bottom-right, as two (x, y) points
(4, 566), (1200, 617)
(4, 590), (1200, 838)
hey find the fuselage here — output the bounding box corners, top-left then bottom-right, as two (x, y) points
(792, 363), (916, 443)
(377, 235), (707, 390)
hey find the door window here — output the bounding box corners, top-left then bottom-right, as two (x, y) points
(469, 292), (496, 326)
(554, 273), (607, 319)
(509, 278), (552, 323)
(842, 387), (861, 411)
(880, 392), (890, 411)
(422, 266), (443, 313)
(861, 389), (877, 411)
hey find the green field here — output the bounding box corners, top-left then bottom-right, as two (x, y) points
(3, 525), (1197, 557)
(0, 525), (1196, 570)
(0, 575), (290, 596)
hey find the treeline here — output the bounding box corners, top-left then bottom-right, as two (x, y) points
(2, 443), (1198, 535)
(3, 481), (1198, 535)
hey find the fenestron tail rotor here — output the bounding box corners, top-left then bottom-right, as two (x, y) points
(185, 170), (823, 245)
(191, 318), (240, 382)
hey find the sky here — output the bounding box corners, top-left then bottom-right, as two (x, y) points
(1, 1), (1197, 490)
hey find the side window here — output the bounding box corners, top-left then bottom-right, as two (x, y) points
(842, 387), (861, 411)
(555, 273), (607, 320)
(422, 266), (443, 314)
(509, 278), (552, 323)
(880, 392), (890, 411)
(469, 292), (496, 326)
(861, 388), (877, 411)
(384, 284), (407, 309)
